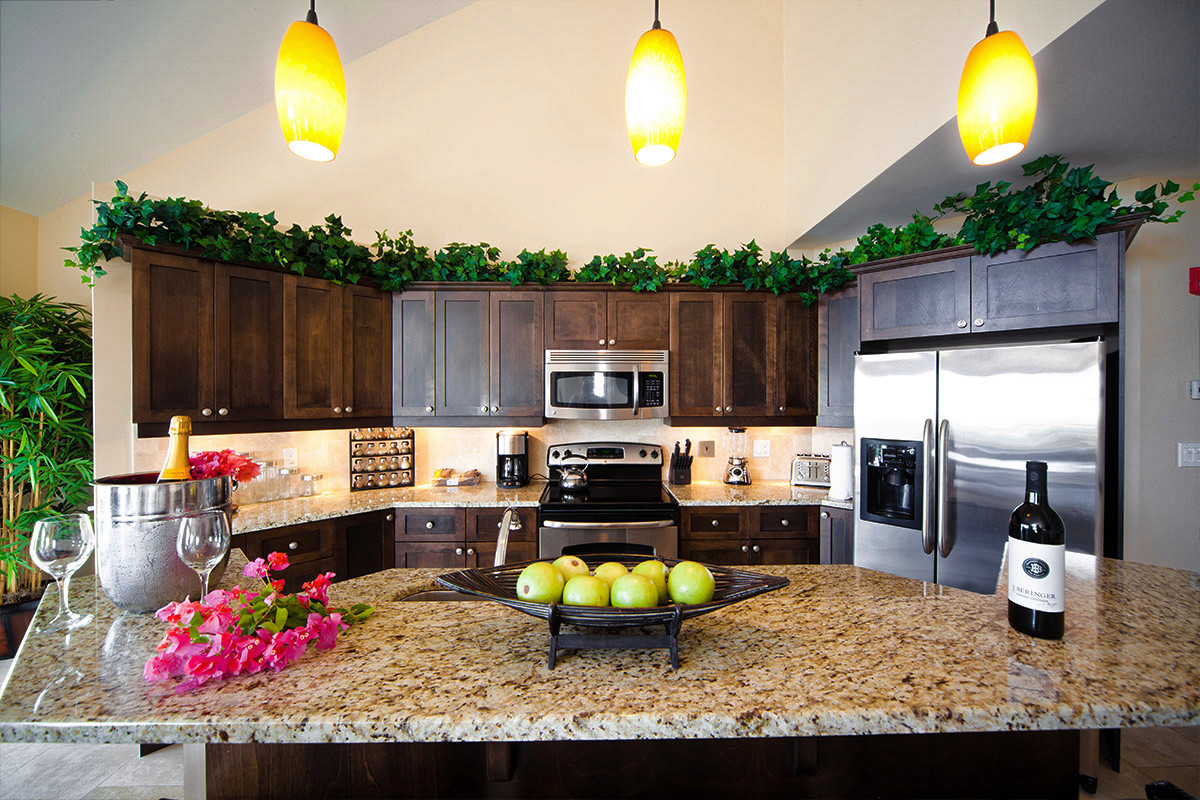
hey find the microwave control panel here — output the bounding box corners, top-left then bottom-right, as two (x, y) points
(639, 372), (665, 408)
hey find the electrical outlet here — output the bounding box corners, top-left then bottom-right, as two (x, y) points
(282, 448), (298, 468)
(1190, 380), (1200, 400)
(1179, 443), (1200, 468)
(753, 439), (770, 458)
(698, 440), (715, 457)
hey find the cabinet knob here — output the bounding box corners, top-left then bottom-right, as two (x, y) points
(425, 521), (434, 529)
(599, 339), (605, 345)
(781, 519), (789, 527)
(201, 408), (213, 417)
(779, 406), (785, 412)
(492, 406), (499, 413)
(711, 519), (719, 527)
(480, 405), (488, 413)
(741, 545), (749, 553)
(956, 319), (967, 329)
(217, 407), (229, 416)
(385, 514), (394, 522)
(288, 541), (298, 551)
(725, 406), (732, 413)
(974, 318), (984, 327)
(821, 511), (830, 519)
(426, 406), (434, 413)
(455, 547), (464, 556)
(466, 548), (475, 556)
(345, 406), (353, 413)
(608, 339), (615, 346)
(334, 406), (342, 414)
(715, 406), (722, 413)
(752, 544), (761, 553)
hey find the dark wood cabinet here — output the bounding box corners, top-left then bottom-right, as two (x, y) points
(669, 293), (723, 417)
(819, 506), (853, 565)
(234, 518), (345, 594)
(859, 256), (972, 341)
(544, 291), (668, 350)
(817, 283), (858, 428)
(489, 292), (544, 416)
(341, 510), (396, 580)
(133, 252), (283, 423)
(434, 291), (490, 417)
(606, 292), (669, 348)
(394, 507), (535, 569)
(341, 285), (392, 417)
(392, 291), (436, 418)
(776, 294), (818, 417)
(680, 506), (818, 566)
(723, 293), (776, 416)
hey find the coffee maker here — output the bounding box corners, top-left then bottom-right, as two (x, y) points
(496, 430), (529, 488)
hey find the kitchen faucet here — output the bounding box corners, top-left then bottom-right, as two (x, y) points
(495, 507), (521, 567)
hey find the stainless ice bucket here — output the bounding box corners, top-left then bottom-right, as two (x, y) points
(93, 472), (232, 612)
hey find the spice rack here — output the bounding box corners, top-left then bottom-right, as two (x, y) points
(350, 427), (414, 491)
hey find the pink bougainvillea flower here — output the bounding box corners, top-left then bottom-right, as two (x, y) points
(307, 612), (346, 650)
(143, 655), (174, 682)
(243, 558), (269, 579)
(266, 552), (289, 572)
(301, 572), (333, 606)
(189, 450), (261, 484)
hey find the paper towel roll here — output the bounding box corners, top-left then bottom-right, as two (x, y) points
(828, 441), (854, 501)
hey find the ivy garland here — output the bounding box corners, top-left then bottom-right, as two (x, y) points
(64, 156), (1194, 305)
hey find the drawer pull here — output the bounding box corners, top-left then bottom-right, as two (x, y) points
(425, 521), (435, 529)
(426, 406), (434, 413)
(385, 514), (394, 522)
(752, 544), (760, 553)
(778, 406), (785, 412)
(466, 548), (475, 556)
(821, 511), (830, 519)
(288, 541), (298, 551)
(455, 547), (464, 556)
(741, 545), (749, 553)
(711, 519), (719, 527)
(781, 519), (789, 527)
(498, 517), (524, 531)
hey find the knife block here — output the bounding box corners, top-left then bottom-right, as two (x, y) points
(669, 465), (691, 485)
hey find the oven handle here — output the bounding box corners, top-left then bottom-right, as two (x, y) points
(632, 365), (640, 415)
(542, 519), (676, 529)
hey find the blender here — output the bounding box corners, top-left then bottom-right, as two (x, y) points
(723, 427), (751, 485)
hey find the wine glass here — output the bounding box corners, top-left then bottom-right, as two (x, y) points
(176, 509), (231, 600)
(28, 513), (95, 633)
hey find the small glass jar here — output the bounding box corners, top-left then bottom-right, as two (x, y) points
(399, 454), (412, 470)
(399, 439), (412, 454)
(300, 474), (315, 497)
(352, 474), (365, 489)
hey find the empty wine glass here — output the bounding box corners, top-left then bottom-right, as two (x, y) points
(28, 513), (95, 633)
(176, 509), (231, 600)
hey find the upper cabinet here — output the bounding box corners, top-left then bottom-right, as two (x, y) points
(816, 282), (858, 428)
(858, 234), (1120, 341)
(544, 291), (668, 350)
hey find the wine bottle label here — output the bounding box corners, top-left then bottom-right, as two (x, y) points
(1007, 538), (1065, 613)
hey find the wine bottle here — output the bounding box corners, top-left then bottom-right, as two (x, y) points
(1007, 460), (1065, 639)
(157, 415), (193, 482)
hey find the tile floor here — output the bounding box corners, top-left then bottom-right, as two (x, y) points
(1, 658), (1196, 799)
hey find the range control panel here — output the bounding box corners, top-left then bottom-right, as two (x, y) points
(547, 441), (663, 466)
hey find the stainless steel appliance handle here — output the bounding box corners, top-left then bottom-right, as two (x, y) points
(632, 365), (640, 415)
(937, 419), (951, 558)
(921, 418), (935, 555)
(541, 519), (675, 529)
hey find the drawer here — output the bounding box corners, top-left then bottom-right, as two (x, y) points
(260, 522), (335, 565)
(398, 510), (464, 539)
(684, 510), (741, 538)
(757, 507), (815, 538)
(276, 554), (341, 594)
(468, 508), (533, 542)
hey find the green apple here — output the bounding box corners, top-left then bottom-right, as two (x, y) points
(552, 555), (591, 582)
(593, 561), (629, 587)
(610, 573), (660, 608)
(632, 560), (670, 605)
(667, 560), (716, 605)
(516, 561), (565, 604)
(562, 575), (610, 607)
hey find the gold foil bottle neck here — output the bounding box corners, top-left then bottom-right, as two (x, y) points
(167, 415), (192, 436)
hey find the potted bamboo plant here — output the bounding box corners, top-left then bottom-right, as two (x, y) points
(0, 294), (93, 657)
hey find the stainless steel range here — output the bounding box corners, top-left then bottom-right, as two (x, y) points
(538, 441), (679, 559)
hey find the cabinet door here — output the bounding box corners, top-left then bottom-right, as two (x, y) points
(284, 275), (343, 418)
(393, 291), (436, 418)
(859, 256), (971, 341)
(680, 538), (749, 566)
(435, 292), (490, 417)
(395, 541), (468, 569)
(607, 292), (668, 349)
(775, 294), (817, 418)
(341, 510), (396, 580)
(397, 509), (465, 541)
(819, 506), (854, 565)
(342, 285), (391, 417)
(132, 251), (213, 422)
(970, 235), (1118, 333)
(490, 292), (543, 416)
(258, 519), (344, 593)
(669, 293), (723, 416)
(213, 264), (282, 421)
(752, 538), (817, 566)
(817, 283), (859, 427)
(473, 540), (537, 568)
(723, 293), (775, 416)
(544, 291), (607, 349)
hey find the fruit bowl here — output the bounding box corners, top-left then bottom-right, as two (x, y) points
(435, 555), (789, 629)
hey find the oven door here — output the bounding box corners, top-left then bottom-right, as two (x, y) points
(538, 519), (679, 560)
(544, 350), (668, 420)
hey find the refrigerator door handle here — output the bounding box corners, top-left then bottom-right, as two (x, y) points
(937, 419), (952, 558)
(921, 418), (935, 555)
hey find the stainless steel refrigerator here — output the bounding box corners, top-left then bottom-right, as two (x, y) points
(853, 341), (1104, 594)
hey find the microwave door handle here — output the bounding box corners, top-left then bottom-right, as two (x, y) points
(921, 418), (935, 555)
(632, 365), (640, 415)
(937, 419), (952, 558)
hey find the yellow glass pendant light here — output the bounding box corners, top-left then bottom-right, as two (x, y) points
(275, 0), (346, 162)
(625, 0), (686, 166)
(957, 0), (1038, 166)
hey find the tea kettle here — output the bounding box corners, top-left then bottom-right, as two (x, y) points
(558, 457), (589, 492)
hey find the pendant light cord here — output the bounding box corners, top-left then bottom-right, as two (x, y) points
(985, 0), (999, 37)
(306, 0), (318, 26)
(652, 0), (662, 30)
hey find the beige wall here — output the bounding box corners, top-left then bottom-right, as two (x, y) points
(0, 204), (38, 297)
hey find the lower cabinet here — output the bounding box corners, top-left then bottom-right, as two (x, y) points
(394, 507), (536, 569)
(680, 506), (819, 566)
(819, 506), (854, 565)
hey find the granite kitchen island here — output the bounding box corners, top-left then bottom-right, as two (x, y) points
(1, 551), (1196, 798)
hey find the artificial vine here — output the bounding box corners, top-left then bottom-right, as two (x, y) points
(64, 156), (1195, 305)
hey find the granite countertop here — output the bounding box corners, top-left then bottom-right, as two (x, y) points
(667, 480), (854, 509)
(233, 481), (546, 534)
(1, 551), (1195, 745)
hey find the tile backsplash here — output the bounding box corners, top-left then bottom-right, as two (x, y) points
(134, 422), (854, 491)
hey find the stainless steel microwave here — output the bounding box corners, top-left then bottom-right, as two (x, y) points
(544, 350), (669, 420)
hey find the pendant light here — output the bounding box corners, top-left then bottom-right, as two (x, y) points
(956, 0), (1038, 166)
(625, 0), (686, 166)
(275, 0), (347, 162)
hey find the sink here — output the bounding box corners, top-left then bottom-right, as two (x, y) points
(401, 590), (486, 602)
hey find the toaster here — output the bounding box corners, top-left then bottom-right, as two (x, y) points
(790, 453), (831, 487)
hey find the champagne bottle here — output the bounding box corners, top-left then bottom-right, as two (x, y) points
(1007, 460), (1065, 639)
(157, 415), (193, 482)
